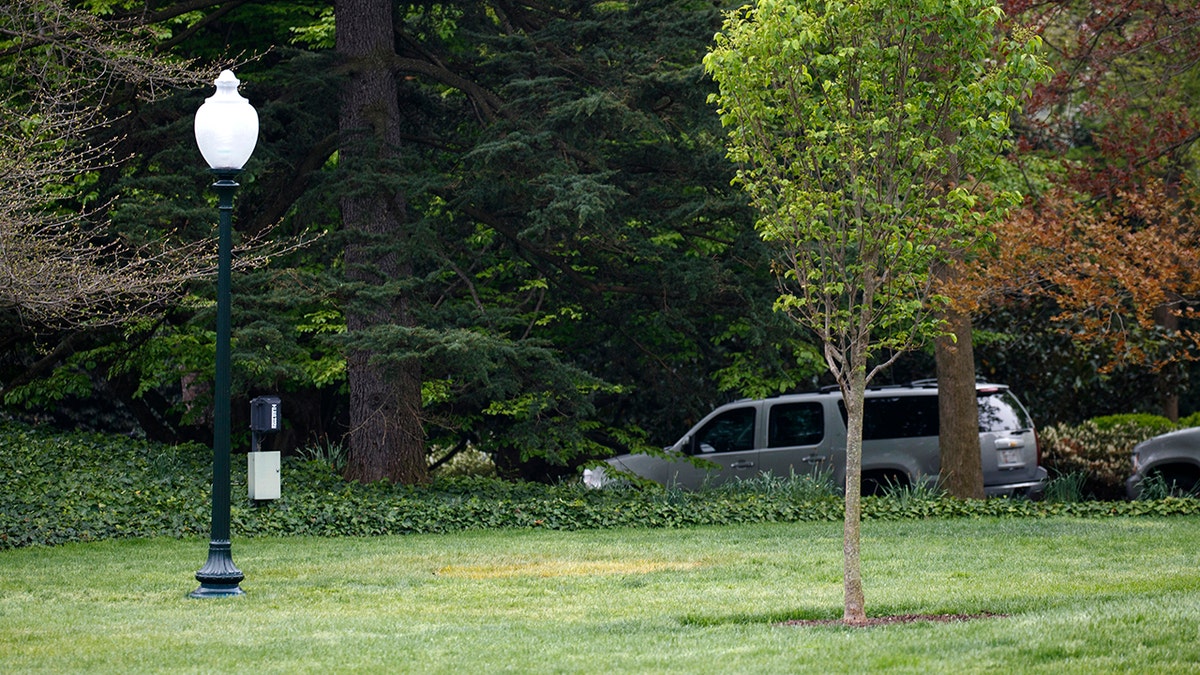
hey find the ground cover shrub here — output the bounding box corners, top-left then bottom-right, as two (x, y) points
(0, 422), (214, 547)
(5, 421), (1200, 550)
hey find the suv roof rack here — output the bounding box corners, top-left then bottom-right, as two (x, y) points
(817, 380), (938, 394)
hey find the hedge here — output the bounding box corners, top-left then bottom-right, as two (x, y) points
(3, 420), (1200, 550)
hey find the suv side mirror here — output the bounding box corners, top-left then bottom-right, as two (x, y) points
(685, 435), (698, 455)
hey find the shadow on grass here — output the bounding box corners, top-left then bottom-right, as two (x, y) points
(679, 607), (837, 627)
(680, 608), (1009, 628)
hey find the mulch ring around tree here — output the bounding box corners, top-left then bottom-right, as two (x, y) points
(779, 613), (1005, 628)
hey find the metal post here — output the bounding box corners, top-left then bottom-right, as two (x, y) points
(191, 173), (244, 598)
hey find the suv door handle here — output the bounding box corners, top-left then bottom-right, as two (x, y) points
(994, 438), (1025, 449)
(729, 461), (755, 469)
(802, 454), (827, 464)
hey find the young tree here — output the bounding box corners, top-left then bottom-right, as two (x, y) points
(705, 0), (1046, 622)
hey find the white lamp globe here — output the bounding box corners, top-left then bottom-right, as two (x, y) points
(194, 70), (259, 171)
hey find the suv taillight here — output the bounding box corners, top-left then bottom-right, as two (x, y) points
(1035, 429), (1042, 466)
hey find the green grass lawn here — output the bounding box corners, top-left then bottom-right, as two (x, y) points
(3, 517), (1200, 673)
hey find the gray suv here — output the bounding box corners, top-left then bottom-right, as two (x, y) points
(585, 381), (1047, 497)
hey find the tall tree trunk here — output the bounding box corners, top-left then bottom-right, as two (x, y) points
(935, 265), (983, 499)
(1155, 301), (1180, 422)
(336, 0), (428, 484)
(933, 114), (983, 500)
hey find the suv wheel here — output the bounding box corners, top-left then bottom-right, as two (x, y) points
(862, 470), (908, 497)
(1146, 466), (1200, 497)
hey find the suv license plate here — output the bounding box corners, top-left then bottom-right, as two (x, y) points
(998, 449), (1022, 467)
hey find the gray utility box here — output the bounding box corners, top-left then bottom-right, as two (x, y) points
(248, 395), (282, 501)
(248, 451), (281, 500)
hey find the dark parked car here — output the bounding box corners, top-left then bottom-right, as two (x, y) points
(1126, 428), (1200, 498)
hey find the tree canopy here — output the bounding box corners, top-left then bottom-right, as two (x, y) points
(1, 0), (816, 479)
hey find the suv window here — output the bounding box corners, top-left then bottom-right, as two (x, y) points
(978, 390), (1033, 432)
(768, 402), (824, 448)
(695, 407), (756, 453)
(865, 396), (939, 439)
(834, 388), (1032, 439)
(839, 395), (939, 440)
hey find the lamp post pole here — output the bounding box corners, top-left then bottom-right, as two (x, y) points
(190, 70), (257, 599)
(191, 173), (243, 598)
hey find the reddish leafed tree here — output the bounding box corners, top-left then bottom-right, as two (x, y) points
(970, 0), (1200, 417)
(962, 182), (1200, 361)
(1006, 0), (1199, 196)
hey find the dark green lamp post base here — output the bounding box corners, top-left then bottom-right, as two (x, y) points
(191, 540), (245, 598)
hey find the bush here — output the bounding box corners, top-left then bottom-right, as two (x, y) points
(1039, 419), (1176, 500)
(1089, 414), (1176, 435)
(430, 446), (497, 478)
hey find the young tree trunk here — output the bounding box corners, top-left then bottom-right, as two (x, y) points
(935, 300), (983, 499)
(336, 0), (428, 484)
(841, 355), (868, 623)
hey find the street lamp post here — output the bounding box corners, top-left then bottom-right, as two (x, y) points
(190, 70), (258, 599)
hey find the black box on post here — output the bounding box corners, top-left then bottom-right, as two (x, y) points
(250, 396), (281, 433)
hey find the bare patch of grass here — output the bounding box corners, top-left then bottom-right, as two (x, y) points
(435, 559), (703, 579)
(780, 612), (1005, 628)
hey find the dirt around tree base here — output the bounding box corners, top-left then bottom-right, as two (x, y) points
(780, 613), (1004, 628)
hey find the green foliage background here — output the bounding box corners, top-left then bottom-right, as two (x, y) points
(0, 0), (828, 478)
(1, 0), (1199, 481)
